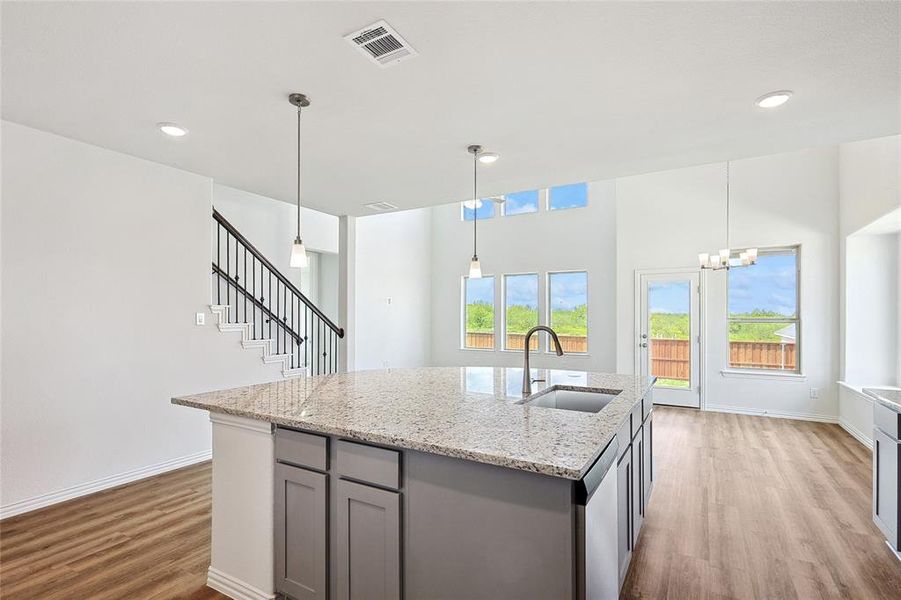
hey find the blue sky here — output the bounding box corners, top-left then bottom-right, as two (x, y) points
(505, 274), (538, 307)
(505, 190), (539, 215)
(549, 183), (588, 210)
(466, 276), (494, 304)
(648, 253), (797, 316)
(648, 281), (690, 314)
(728, 253), (797, 316)
(549, 272), (587, 309)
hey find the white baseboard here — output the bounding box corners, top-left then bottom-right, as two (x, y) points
(705, 403), (839, 424)
(0, 449), (212, 520)
(839, 418), (873, 449)
(207, 566), (276, 600)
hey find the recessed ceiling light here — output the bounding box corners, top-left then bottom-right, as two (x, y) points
(755, 91), (792, 109)
(477, 152), (500, 164)
(157, 122), (188, 137)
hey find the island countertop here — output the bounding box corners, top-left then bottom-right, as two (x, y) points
(172, 367), (654, 480)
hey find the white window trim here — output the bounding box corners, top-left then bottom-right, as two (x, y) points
(725, 244), (801, 375)
(546, 269), (589, 355)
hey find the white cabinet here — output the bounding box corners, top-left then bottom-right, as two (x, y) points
(874, 424), (900, 550)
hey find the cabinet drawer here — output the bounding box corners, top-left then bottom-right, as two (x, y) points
(337, 440), (400, 490)
(875, 401), (901, 440)
(276, 428), (328, 471)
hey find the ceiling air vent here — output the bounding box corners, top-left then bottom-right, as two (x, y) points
(364, 201), (399, 212)
(345, 20), (417, 68)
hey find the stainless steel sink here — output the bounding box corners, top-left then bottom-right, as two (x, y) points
(519, 389), (619, 413)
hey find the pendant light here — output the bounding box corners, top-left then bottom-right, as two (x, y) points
(698, 161), (758, 270)
(466, 144), (499, 278)
(289, 93), (310, 268)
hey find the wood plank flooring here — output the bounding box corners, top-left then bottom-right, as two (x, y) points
(622, 407), (901, 599)
(1, 408), (899, 599)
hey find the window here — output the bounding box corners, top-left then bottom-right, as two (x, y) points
(548, 271), (588, 353)
(548, 183), (588, 211)
(462, 200), (495, 221)
(504, 274), (539, 350)
(463, 276), (495, 349)
(503, 190), (539, 216)
(727, 247), (799, 372)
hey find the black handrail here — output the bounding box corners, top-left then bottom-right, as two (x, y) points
(212, 208), (344, 338)
(211, 263), (303, 346)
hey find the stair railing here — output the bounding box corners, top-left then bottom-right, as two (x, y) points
(212, 208), (344, 375)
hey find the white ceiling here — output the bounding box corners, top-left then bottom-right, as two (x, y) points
(3, 1), (899, 216)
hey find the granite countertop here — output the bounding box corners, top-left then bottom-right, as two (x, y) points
(864, 387), (901, 412)
(172, 367), (654, 480)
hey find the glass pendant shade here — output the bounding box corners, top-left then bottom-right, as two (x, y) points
(290, 238), (308, 268)
(469, 256), (482, 279)
(698, 253), (710, 268)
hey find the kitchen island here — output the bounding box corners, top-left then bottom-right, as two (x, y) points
(172, 367), (655, 600)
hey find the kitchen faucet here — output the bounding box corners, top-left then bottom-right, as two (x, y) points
(522, 326), (565, 397)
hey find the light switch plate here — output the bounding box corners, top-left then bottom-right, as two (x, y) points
(195, 312), (205, 326)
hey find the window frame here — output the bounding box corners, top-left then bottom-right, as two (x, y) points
(546, 183), (589, 212)
(725, 245), (801, 375)
(546, 269), (589, 355)
(461, 274), (498, 351)
(502, 272), (541, 352)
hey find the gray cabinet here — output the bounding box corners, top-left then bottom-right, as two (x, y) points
(616, 443), (633, 587)
(642, 411), (654, 508)
(874, 426), (900, 548)
(336, 479), (401, 600)
(275, 463), (328, 600)
(631, 431), (643, 547)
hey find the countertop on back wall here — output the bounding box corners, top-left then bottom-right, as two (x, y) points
(864, 387), (901, 412)
(172, 367), (654, 480)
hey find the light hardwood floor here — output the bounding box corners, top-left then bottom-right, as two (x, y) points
(622, 407), (901, 599)
(1, 408), (899, 599)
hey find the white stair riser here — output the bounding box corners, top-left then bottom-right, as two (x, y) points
(210, 304), (306, 379)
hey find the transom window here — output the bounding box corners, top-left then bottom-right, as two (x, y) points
(503, 190), (539, 216)
(548, 183), (588, 211)
(727, 247), (800, 372)
(462, 200), (495, 221)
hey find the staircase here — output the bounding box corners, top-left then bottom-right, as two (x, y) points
(211, 208), (344, 378)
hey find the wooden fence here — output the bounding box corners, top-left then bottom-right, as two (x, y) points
(650, 338), (796, 380)
(465, 332), (588, 353)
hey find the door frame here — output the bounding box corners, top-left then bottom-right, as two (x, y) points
(633, 267), (707, 411)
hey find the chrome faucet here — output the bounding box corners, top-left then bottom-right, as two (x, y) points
(522, 326), (565, 397)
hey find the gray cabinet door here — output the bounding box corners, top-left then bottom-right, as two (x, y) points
(336, 479), (401, 600)
(631, 430), (644, 547)
(275, 463), (328, 600)
(642, 413), (654, 508)
(873, 428), (899, 548)
(616, 445), (633, 588)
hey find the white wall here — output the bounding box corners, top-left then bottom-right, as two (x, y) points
(428, 182), (618, 372)
(354, 209), (432, 370)
(838, 135), (901, 237)
(0, 122), (290, 515)
(617, 146), (840, 420)
(844, 232), (899, 386)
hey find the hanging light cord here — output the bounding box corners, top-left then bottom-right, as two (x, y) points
(725, 161), (730, 252)
(296, 103), (303, 241)
(472, 151), (478, 259)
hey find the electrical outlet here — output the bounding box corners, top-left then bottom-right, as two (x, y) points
(809, 387), (819, 399)
(195, 312), (205, 326)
